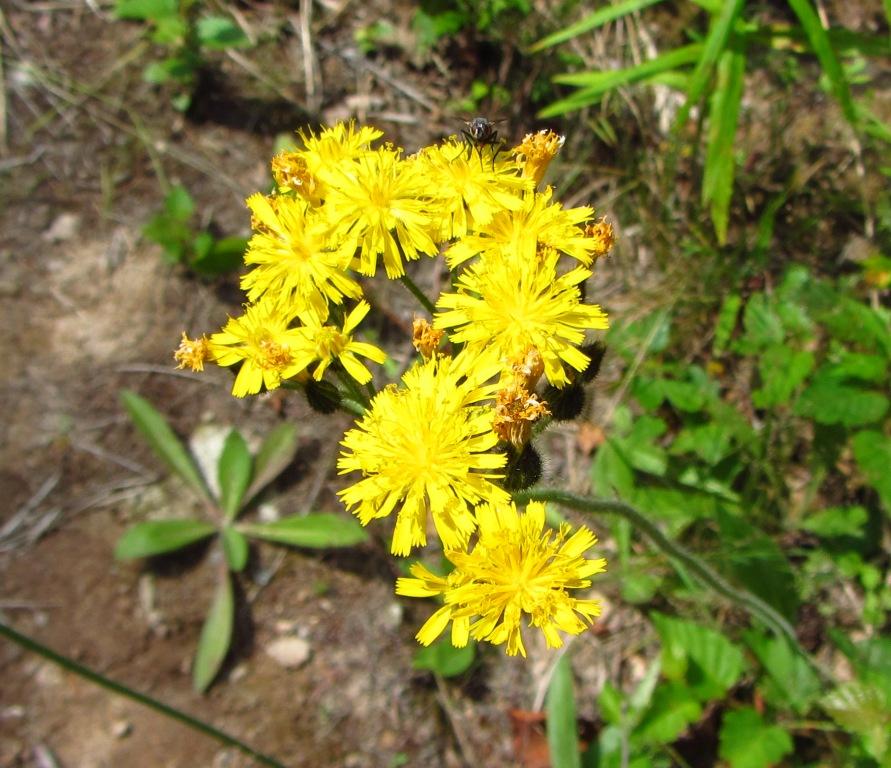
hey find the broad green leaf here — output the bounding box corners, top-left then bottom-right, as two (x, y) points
(703, 41), (745, 243)
(651, 613), (746, 701)
(786, 0), (859, 129)
(190, 236), (248, 277)
(193, 575), (234, 692)
(660, 379), (707, 412)
(218, 429), (252, 522)
(546, 654), (581, 768)
(718, 708), (793, 768)
(529, 0), (663, 52)
(737, 294), (784, 352)
(634, 682), (702, 745)
(244, 423), (300, 504)
(120, 390), (210, 500)
(713, 294), (742, 354)
(795, 381), (888, 426)
(799, 505), (868, 539)
(671, 423), (734, 466)
(220, 526), (249, 572)
(196, 16), (251, 50)
(621, 570), (663, 604)
(412, 637), (476, 677)
(151, 16), (189, 46)
(743, 630), (821, 714)
(671, 0), (744, 134)
(115, 519), (216, 559)
(822, 681), (890, 761)
(852, 430), (891, 513)
(238, 513), (368, 548)
(115, 0), (177, 20)
(822, 352), (887, 383)
(591, 440), (634, 499)
(752, 346), (815, 408)
(163, 184), (194, 220)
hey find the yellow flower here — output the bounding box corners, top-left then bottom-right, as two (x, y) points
(173, 332), (212, 372)
(321, 149), (439, 278)
(337, 353), (508, 555)
(290, 300), (386, 384)
(270, 152), (322, 204)
(209, 298), (307, 397)
(446, 186), (599, 268)
(412, 317), (444, 359)
(513, 130), (565, 186)
(415, 138), (528, 240)
(435, 248), (609, 387)
(241, 193), (362, 309)
(396, 500), (606, 657)
(297, 122), (384, 177)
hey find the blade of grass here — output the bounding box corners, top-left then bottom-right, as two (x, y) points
(703, 40), (747, 243)
(672, 0), (744, 136)
(529, 0), (664, 53)
(546, 654), (581, 768)
(0, 619), (286, 768)
(786, 0), (859, 128)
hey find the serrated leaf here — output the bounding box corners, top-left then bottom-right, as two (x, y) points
(752, 346), (815, 408)
(635, 682), (702, 745)
(546, 654), (581, 768)
(120, 391), (210, 500)
(220, 526), (249, 572)
(852, 430), (891, 513)
(412, 637), (476, 677)
(795, 381), (888, 426)
(822, 681), (890, 760)
(193, 575), (234, 692)
(718, 708), (793, 768)
(737, 294), (784, 352)
(218, 429), (252, 522)
(244, 423), (300, 504)
(651, 613), (746, 701)
(799, 505), (868, 539)
(237, 513), (368, 548)
(196, 16), (251, 49)
(114, 519), (216, 559)
(743, 630), (821, 714)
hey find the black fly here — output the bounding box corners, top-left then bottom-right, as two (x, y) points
(461, 117), (505, 168)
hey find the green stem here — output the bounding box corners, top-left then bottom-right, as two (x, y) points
(0, 619), (287, 768)
(399, 274), (436, 316)
(512, 488), (828, 675)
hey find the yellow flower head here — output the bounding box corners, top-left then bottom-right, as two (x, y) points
(446, 186), (599, 268)
(513, 130), (565, 186)
(209, 298), (307, 397)
(584, 217), (615, 260)
(492, 382), (550, 448)
(291, 300), (386, 385)
(415, 138), (529, 240)
(297, 122), (384, 175)
(435, 248), (609, 387)
(174, 332), (213, 372)
(321, 149), (439, 278)
(396, 500), (606, 657)
(337, 353), (508, 555)
(270, 152), (322, 204)
(241, 193), (361, 309)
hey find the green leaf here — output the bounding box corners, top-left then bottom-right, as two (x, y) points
(703, 41), (745, 244)
(822, 352), (887, 384)
(196, 15), (251, 50)
(529, 0), (663, 52)
(220, 526), (249, 572)
(671, 0), (744, 134)
(660, 379), (707, 412)
(218, 429), (252, 522)
(799, 505), (868, 539)
(412, 638), (476, 677)
(795, 381), (888, 426)
(546, 654), (581, 768)
(786, 0), (859, 129)
(238, 513), (368, 549)
(651, 613), (746, 701)
(743, 630), (821, 714)
(852, 430), (891, 513)
(713, 294), (742, 354)
(737, 293), (784, 352)
(752, 346), (815, 408)
(163, 184), (195, 220)
(120, 391), (210, 500)
(822, 681), (891, 761)
(115, 519), (216, 559)
(190, 236), (248, 276)
(671, 422), (734, 465)
(193, 575), (234, 692)
(244, 423), (300, 504)
(718, 708), (794, 768)
(591, 440), (634, 499)
(115, 0), (177, 20)
(635, 681), (702, 745)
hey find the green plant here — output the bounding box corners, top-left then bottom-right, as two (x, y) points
(412, 0), (533, 53)
(115, 391), (368, 691)
(532, 0), (891, 243)
(114, 0), (251, 111)
(143, 185), (247, 276)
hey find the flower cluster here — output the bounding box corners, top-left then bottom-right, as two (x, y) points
(176, 122), (614, 655)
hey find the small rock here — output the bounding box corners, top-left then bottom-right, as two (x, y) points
(111, 719), (132, 739)
(265, 637), (311, 669)
(383, 602), (403, 631)
(229, 663), (248, 683)
(42, 213), (80, 242)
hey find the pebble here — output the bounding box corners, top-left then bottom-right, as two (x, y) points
(265, 637), (311, 669)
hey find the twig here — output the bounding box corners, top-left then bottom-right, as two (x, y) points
(434, 674), (477, 768)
